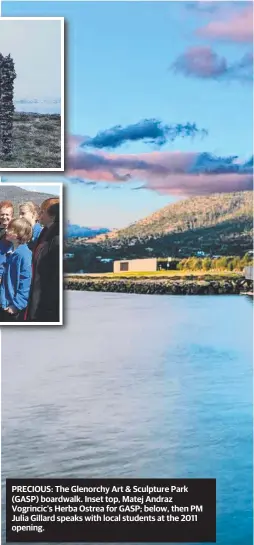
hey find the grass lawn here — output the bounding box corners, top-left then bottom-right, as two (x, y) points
(0, 112), (62, 169)
(66, 269), (242, 280)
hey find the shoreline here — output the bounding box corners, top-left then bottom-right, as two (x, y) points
(64, 275), (253, 296)
(13, 111), (60, 119)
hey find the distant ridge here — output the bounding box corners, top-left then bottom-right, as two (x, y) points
(15, 98), (61, 104)
(0, 186), (58, 215)
(75, 190), (253, 257)
(66, 223), (110, 239)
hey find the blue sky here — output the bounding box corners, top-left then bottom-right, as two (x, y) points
(0, 17), (61, 101)
(1, 1), (253, 228)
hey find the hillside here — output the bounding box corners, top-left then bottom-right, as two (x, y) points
(0, 186), (58, 215)
(65, 191), (253, 271)
(91, 191), (253, 242)
(0, 112), (61, 169)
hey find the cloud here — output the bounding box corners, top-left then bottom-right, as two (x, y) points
(197, 4), (253, 43)
(66, 177), (97, 187)
(67, 138), (253, 196)
(172, 46), (253, 82)
(143, 173), (253, 196)
(185, 2), (250, 16)
(185, 2), (219, 13)
(81, 119), (208, 150)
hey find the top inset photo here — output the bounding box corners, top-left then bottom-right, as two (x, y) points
(0, 17), (64, 171)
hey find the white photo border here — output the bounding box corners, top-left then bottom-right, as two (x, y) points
(0, 181), (64, 326)
(0, 16), (65, 172)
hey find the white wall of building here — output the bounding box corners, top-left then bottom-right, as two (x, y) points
(114, 258), (157, 273)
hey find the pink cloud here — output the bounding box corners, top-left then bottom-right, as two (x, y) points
(66, 138), (253, 197)
(172, 46), (253, 82)
(173, 46), (227, 78)
(145, 173), (253, 196)
(197, 5), (253, 43)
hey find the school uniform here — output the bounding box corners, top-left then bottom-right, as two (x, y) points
(27, 223), (43, 251)
(0, 244), (32, 322)
(0, 236), (13, 280)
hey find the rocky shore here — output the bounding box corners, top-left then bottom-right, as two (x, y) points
(64, 276), (253, 296)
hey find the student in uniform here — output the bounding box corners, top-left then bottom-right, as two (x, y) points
(0, 218), (32, 322)
(19, 201), (42, 250)
(0, 200), (14, 281)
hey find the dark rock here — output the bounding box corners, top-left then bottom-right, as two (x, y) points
(64, 277), (253, 296)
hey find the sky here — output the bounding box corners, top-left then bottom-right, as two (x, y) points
(1, 1), (253, 228)
(0, 17), (62, 101)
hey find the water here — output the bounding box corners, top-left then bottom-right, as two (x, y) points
(14, 102), (61, 115)
(1, 292), (253, 544)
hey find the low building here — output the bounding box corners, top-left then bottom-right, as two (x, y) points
(113, 257), (179, 273)
(114, 258), (157, 273)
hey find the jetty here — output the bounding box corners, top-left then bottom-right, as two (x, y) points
(64, 274), (253, 296)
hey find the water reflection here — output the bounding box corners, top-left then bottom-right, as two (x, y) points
(2, 292), (253, 545)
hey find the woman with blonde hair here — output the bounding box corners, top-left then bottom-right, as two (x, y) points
(25, 198), (60, 323)
(19, 201), (42, 249)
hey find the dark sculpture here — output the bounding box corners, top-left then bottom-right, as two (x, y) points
(0, 53), (16, 158)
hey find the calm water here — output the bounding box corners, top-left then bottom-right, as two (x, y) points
(15, 102), (61, 115)
(2, 292), (253, 544)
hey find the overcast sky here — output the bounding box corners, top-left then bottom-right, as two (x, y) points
(0, 18), (62, 100)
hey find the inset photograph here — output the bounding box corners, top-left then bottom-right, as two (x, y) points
(0, 182), (63, 325)
(0, 17), (64, 171)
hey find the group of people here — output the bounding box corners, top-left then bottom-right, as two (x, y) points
(0, 198), (60, 323)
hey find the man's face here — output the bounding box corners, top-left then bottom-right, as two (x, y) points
(0, 207), (13, 229)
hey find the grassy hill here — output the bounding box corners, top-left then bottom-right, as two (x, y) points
(0, 186), (58, 216)
(0, 112), (61, 169)
(93, 191), (253, 240)
(65, 191), (253, 271)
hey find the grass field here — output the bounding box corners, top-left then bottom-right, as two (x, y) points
(66, 269), (242, 280)
(0, 112), (62, 169)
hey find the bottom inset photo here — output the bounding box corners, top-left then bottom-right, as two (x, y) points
(0, 182), (63, 325)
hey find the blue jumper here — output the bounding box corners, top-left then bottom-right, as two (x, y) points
(0, 238), (13, 278)
(32, 223), (42, 241)
(0, 244), (32, 311)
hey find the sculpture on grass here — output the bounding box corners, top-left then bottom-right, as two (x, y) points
(0, 53), (16, 158)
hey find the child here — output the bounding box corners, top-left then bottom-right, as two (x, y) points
(0, 200), (14, 281)
(19, 201), (42, 250)
(0, 218), (32, 322)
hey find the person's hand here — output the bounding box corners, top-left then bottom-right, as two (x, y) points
(6, 306), (18, 315)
